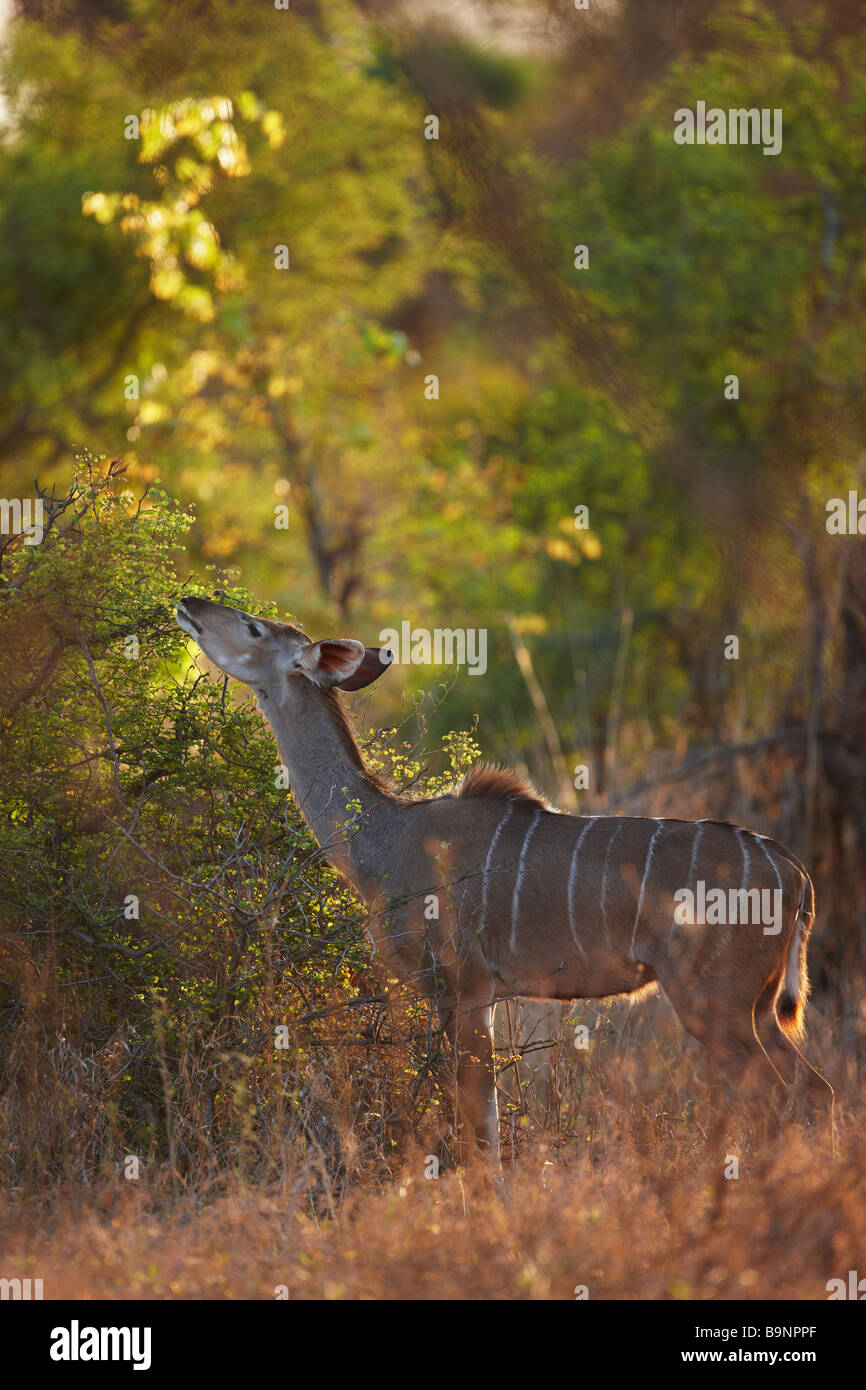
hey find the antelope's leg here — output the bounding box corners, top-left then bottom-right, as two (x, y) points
(658, 971), (792, 1124)
(752, 982), (834, 1120)
(441, 998), (500, 1162)
(752, 976), (799, 1087)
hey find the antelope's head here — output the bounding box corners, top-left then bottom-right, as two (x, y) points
(175, 596), (393, 695)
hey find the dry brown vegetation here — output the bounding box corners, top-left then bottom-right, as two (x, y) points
(2, 981), (862, 1301)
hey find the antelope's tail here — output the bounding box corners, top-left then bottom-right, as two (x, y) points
(774, 870), (814, 1043)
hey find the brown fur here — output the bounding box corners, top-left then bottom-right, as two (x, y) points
(457, 763), (550, 809)
(319, 688), (396, 796)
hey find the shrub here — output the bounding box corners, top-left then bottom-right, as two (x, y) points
(0, 455), (477, 1194)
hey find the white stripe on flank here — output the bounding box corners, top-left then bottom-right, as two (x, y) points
(737, 827), (750, 886)
(754, 832), (784, 893)
(712, 826), (750, 958)
(631, 819), (665, 950)
(567, 816), (599, 957)
(688, 823), (704, 879)
(670, 821), (703, 940)
(600, 820), (626, 943)
(510, 810), (542, 953)
(481, 803), (514, 932)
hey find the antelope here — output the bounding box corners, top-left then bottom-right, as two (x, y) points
(175, 596), (832, 1161)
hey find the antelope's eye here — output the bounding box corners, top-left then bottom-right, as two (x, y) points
(246, 622), (262, 637)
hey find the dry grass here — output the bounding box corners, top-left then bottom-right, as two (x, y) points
(1, 986), (862, 1301)
(0, 1125), (860, 1301)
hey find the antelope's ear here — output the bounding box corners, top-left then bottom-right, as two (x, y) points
(296, 639), (367, 687)
(335, 645), (394, 691)
(297, 640), (394, 689)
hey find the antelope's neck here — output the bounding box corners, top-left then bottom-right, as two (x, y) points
(259, 679), (399, 899)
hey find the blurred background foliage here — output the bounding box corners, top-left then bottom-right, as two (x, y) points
(1, 0), (863, 779)
(1, 0), (866, 1180)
